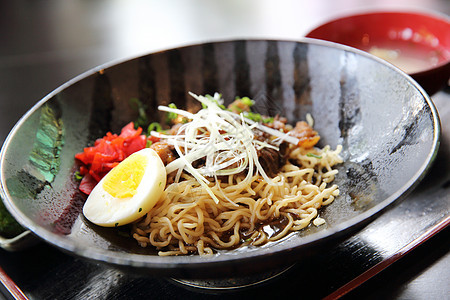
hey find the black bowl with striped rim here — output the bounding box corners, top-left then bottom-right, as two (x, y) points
(0, 39), (440, 278)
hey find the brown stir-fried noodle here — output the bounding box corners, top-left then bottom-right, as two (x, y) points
(131, 144), (343, 256)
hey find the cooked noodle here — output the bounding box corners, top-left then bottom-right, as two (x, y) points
(132, 144), (343, 256)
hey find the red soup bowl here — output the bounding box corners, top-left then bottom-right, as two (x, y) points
(306, 11), (450, 95)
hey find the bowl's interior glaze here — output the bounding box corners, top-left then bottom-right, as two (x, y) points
(0, 39), (439, 277)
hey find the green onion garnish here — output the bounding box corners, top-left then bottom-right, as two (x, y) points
(306, 153), (322, 159)
(167, 103), (179, 121)
(74, 171), (83, 181)
(239, 96), (254, 107)
(148, 122), (163, 133)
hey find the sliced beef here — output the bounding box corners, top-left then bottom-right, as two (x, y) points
(257, 142), (288, 176)
(150, 141), (177, 165)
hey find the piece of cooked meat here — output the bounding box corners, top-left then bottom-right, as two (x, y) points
(227, 98), (252, 114)
(257, 142), (288, 177)
(150, 141), (177, 165)
(289, 121), (320, 148)
(264, 115), (288, 131)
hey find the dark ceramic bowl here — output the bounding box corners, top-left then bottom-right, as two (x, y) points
(0, 39), (440, 279)
(306, 11), (450, 95)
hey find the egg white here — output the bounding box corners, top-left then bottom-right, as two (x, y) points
(83, 148), (166, 227)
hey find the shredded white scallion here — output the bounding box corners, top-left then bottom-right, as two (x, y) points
(156, 93), (286, 203)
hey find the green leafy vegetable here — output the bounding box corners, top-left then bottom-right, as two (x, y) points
(129, 98), (148, 129)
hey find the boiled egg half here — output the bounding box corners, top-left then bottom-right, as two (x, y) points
(83, 148), (166, 227)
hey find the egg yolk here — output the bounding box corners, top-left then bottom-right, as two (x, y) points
(102, 153), (148, 198)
